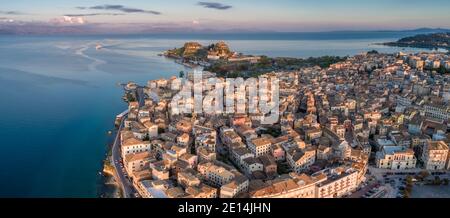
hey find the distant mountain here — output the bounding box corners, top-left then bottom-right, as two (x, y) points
(403, 28), (450, 33)
(0, 22), (103, 35)
(1, 20), (449, 36)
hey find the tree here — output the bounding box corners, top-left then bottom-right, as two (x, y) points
(406, 175), (414, 185)
(434, 176), (441, 185)
(443, 178), (449, 185)
(405, 184), (413, 193)
(367, 50), (379, 55)
(419, 170), (430, 180)
(437, 65), (447, 74)
(179, 71), (185, 78)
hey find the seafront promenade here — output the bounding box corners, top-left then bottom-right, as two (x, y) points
(110, 87), (146, 198)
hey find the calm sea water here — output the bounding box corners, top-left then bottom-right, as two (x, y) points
(0, 32), (435, 197)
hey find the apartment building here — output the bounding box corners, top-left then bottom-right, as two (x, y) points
(422, 141), (449, 170)
(376, 146), (417, 170)
(248, 137), (272, 157)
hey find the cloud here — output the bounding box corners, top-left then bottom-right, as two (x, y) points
(77, 5), (161, 15)
(0, 10), (23, 15)
(197, 2), (232, 10)
(64, 13), (124, 17)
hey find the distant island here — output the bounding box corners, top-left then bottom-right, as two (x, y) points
(383, 32), (450, 51)
(164, 41), (345, 78)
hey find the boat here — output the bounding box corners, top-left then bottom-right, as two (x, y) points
(96, 44), (103, 50)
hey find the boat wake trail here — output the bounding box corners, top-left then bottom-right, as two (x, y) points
(75, 43), (107, 73)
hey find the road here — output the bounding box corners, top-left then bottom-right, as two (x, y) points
(111, 112), (134, 198)
(110, 87), (145, 198)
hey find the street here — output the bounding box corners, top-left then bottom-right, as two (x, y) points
(110, 87), (145, 198)
(111, 113), (135, 198)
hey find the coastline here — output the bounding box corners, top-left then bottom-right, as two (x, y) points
(379, 32), (450, 53)
(97, 127), (122, 198)
(378, 42), (449, 53)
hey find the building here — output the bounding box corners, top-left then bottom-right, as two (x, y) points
(182, 42), (202, 56)
(220, 128), (242, 146)
(422, 141), (449, 170)
(204, 164), (236, 187)
(242, 157), (264, 176)
(179, 153), (198, 168)
(166, 187), (187, 198)
(286, 148), (316, 173)
(376, 146), (417, 170)
(185, 184), (218, 198)
(121, 134), (151, 159)
(258, 155), (278, 177)
(220, 175), (249, 198)
(150, 161), (170, 180)
(207, 41), (232, 60)
(315, 168), (359, 198)
(272, 144), (286, 161)
(408, 115), (423, 135)
(136, 180), (169, 198)
(197, 147), (217, 162)
(250, 173), (325, 198)
(195, 134), (216, 151)
(177, 170), (201, 188)
(230, 147), (255, 170)
(305, 128), (322, 141)
(143, 121), (159, 138)
(317, 145), (332, 160)
(131, 169), (152, 184)
(424, 104), (450, 121)
(177, 133), (190, 147)
(124, 151), (153, 175)
(248, 137), (272, 157)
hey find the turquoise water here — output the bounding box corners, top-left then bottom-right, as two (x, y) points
(0, 33), (434, 197)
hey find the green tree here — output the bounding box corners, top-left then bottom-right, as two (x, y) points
(406, 175), (414, 185)
(179, 71), (185, 78)
(443, 178), (449, 185)
(434, 176), (441, 185)
(437, 65), (447, 74)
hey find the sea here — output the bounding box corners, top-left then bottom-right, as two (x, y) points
(0, 31), (441, 197)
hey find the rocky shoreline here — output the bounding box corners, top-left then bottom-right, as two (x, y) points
(97, 131), (122, 198)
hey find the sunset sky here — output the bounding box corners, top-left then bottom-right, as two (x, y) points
(2, 0), (450, 31)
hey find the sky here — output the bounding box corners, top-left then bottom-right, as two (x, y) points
(2, 0), (450, 32)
